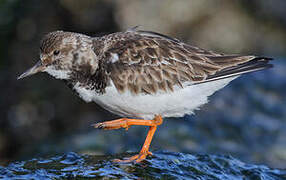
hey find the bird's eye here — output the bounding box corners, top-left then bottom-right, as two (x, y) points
(53, 50), (60, 56)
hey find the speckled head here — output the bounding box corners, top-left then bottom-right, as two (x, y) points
(18, 31), (98, 80)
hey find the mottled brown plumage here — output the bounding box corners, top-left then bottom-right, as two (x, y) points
(19, 29), (272, 96)
(18, 28), (273, 163)
(95, 30), (272, 95)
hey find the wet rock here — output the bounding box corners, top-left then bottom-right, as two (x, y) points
(1, 151), (285, 179)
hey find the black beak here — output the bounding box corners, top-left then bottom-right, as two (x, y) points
(17, 61), (44, 80)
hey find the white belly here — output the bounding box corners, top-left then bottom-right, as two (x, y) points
(73, 77), (237, 119)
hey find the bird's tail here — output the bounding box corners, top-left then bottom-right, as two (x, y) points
(197, 56), (273, 84)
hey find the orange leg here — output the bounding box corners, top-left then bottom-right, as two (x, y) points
(93, 115), (163, 163)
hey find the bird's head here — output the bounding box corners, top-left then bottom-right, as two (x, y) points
(18, 31), (98, 80)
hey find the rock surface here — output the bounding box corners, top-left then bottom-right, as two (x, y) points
(1, 151), (285, 179)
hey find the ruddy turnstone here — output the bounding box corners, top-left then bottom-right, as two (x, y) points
(18, 28), (273, 162)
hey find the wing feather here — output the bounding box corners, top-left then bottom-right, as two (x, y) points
(101, 31), (272, 94)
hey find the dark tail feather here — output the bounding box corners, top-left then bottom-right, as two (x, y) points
(195, 57), (273, 84)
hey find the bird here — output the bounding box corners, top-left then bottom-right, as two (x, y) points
(18, 28), (273, 163)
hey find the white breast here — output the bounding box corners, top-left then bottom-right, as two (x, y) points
(73, 77), (238, 119)
(44, 66), (71, 80)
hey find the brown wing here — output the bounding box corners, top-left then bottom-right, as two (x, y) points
(102, 30), (272, 94)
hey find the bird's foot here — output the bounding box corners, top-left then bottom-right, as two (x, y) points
(93, 118), (131, 130)
(113, 151), (153, 163)
(93, 115), (163, 131)
(93, 115), (163, 163)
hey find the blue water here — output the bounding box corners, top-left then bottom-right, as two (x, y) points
(1, 151), (285, 179)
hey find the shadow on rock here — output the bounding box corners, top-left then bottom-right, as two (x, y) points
(1, 151), (285, 179)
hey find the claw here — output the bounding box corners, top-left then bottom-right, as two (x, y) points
(113, 151), (152, 163)
(93, 123), (104, 129)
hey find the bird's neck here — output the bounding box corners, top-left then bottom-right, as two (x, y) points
(65, 63), (109, 95)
